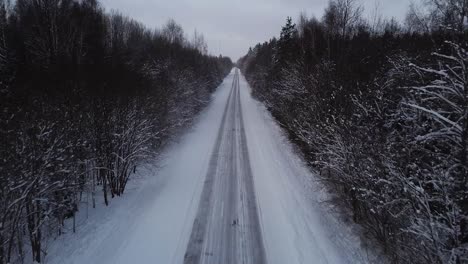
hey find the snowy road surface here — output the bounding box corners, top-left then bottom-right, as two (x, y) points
(184, 70), (266, 264)
(46, 68), (372, 264)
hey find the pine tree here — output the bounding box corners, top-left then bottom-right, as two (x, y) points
(274, 17), (300, 66)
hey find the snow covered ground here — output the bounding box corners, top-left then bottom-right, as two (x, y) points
(45, 68), (377, 264)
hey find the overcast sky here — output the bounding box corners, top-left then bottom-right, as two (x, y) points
(100, 0), (414, 61)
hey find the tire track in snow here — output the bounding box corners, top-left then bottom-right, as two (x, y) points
(184, 69), (266, 264)
(183, 71), (236, 264)
(235, 71), (267, 264)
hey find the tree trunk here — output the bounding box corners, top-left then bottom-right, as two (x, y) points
(92, 166), (96, 209)
(27, 201), (42, 263)
(101, 169), (108, 206)
(0, 233), (4, 264)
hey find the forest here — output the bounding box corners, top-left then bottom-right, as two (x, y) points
(238, 0), (468, 263)
(0, 0), (232, 263)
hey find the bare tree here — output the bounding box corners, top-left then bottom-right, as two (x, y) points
(426, 0), (468, 32)
(335, 0), (364, 38)
(406, 0), (468, 33)
(192, 30), (208, 55)
(369, 0), (384, 35)
(162, 18), (185, 45)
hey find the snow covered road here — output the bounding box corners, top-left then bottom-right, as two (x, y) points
(184, 69), (266, 264)
(46, 68), (371, 264)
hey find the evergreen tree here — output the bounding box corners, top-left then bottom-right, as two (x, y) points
(274, 17), (300, 66)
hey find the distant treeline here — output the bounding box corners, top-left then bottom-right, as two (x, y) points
(0, 0), (232, 263)
(239, 0), (467, 263)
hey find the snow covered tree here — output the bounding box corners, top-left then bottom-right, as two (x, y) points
(0, 0), (232, 262)
(239, 2), (467, 262)
(397, 41), (468, 262)
(274, 17), (300, 67)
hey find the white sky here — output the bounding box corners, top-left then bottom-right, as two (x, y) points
(100, 0), (415, 61)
